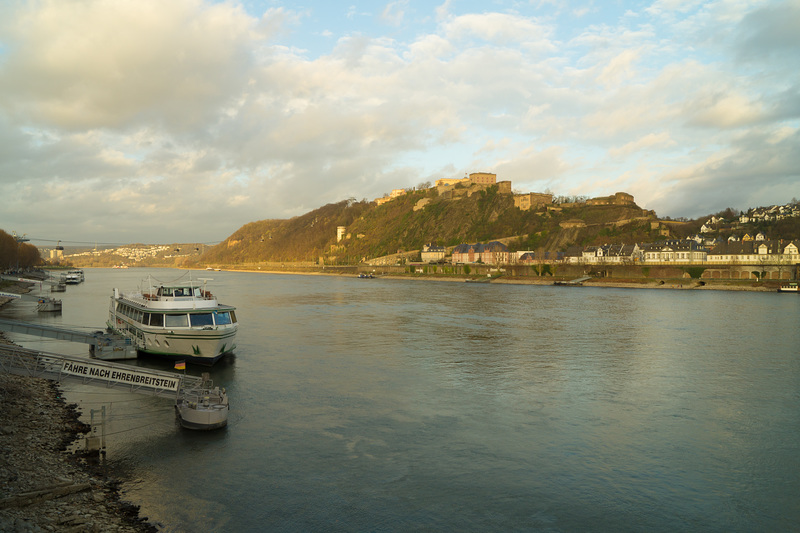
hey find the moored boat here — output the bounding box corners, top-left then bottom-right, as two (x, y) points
(778, 282), (798, 293)
(64, 269), (84, 284)
(175, 373), (229, 430)
(36, 297), (62, 312)
(107, 276), (238, 365)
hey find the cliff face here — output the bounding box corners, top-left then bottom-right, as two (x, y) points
(199, 187), (658, 265)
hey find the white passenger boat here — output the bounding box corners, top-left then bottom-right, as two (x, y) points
(778, 282), (798, 293)
(107, 277), (238, 365)
(64, 269), (84, 284)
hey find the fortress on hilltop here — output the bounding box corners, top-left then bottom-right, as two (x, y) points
(374, 171), (636, 213)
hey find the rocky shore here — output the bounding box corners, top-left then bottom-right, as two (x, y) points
(0, 284), (154, 533)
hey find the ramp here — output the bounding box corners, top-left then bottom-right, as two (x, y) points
(0, 317), (137, 360)
(0, 344), (199, 398)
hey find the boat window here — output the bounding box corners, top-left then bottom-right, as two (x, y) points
(165, 314), (189, 327)
(214, 312), (232, 325)
(141, 313), (150, 326)
(174, 288), (184, 297)
(190, 313), (214, 327)
(150, 313), (164, 327)
(229, 310), (237, 324)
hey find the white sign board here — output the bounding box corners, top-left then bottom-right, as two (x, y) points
(61, 360), (180, 392)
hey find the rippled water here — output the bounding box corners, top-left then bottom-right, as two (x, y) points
(3, 269), (799, 532)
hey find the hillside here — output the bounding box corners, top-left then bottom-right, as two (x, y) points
(197, 185), (661, 266)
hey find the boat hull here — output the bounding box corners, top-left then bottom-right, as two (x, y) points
(176, 403), (229, 430)
(107, 320), (237, 364)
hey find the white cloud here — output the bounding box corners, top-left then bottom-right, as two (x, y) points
(381, 0), (409, 26)
(0, 0), (796, 244)
(609, 132), (675, 158)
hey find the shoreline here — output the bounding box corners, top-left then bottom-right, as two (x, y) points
(71, 264), (786, 292)
(201, 267), (781, 291)
(0, 282), (154, 532)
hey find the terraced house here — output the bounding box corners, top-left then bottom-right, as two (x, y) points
(451, 242), (510, 265)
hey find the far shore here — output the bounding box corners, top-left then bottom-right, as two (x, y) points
(179, 266), (782, 292)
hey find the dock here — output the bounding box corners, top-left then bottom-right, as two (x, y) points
(0, 317), (136, 360)
(0, 343), (228, 430)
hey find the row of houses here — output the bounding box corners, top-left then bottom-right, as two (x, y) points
(425, 239), (800, 265)
(699, 203), (799, 232)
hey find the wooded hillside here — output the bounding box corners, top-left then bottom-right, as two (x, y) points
(197, 185), (661, 266)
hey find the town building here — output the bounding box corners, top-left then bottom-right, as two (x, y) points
(451, 241), (510, 265)
(641, 240), (707, 263)
(421, 244), (446, 263)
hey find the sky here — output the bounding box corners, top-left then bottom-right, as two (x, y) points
(0, 0), (798, 246)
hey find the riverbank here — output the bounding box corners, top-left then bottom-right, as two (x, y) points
(0, 283), (154, 532)
(214, 266), (780, 291)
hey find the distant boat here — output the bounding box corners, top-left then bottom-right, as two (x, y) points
(778, 282), (798, 293)
(64, 269), (84, 284)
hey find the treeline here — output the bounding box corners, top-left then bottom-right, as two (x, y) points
(0, 230), (42, 270)
(199, 199), (373, 264)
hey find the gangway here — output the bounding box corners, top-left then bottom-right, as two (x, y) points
(0, 290), (62, 312)
(0, 343), (228, 430)
(1, 274), (66, 293)
(554, 276), (592, 286)
(1, 274), (64, 311)
(0, 317), (136, 360)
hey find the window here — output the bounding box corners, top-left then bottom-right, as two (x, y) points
(215, 312), (232, 325)
(165, 314), (188, 327)
(190, 313), (214, 327)
(141, 313), (150, 326)
(150, 313), (164, 327)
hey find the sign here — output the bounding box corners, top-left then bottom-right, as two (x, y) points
(61, 360), (180, 392)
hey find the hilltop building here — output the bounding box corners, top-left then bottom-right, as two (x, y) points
(514, 192), (552, 211)
(468, 172), (496, 185)
(586, 192), (635, 206)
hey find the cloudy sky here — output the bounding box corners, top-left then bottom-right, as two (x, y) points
(0, 0), (797, 246)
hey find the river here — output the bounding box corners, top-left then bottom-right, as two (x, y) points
(2, 268), (799, 532)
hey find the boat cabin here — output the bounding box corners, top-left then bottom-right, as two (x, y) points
(158, 285), (199, 298)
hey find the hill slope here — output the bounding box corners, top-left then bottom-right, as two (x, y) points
(199, 185), (660, 266)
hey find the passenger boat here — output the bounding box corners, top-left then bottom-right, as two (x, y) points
(64, 269), (84, 284)
(106, 277), (238, 365)
(778, 282), (798, 293)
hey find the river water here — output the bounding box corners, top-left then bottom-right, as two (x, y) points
(2, 268), (799, 532)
